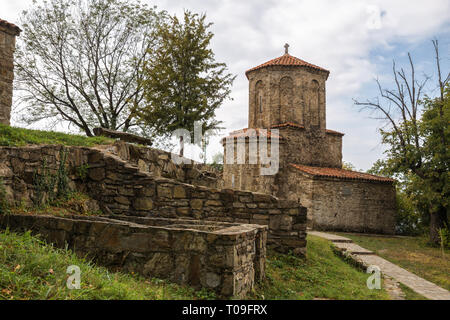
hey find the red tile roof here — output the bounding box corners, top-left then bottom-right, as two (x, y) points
(271, 122), (305, 129)
(325, 129), (344, 136)
(246, 53), (329, 78)
(290, 164), (394, 183)
(0, 19), (21, 34)
(271, 122), (344, 136)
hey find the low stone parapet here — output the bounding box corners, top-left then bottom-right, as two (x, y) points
(0, 213), (267, 297)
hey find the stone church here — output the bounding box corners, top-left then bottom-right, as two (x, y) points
(222, 44), (396, 234)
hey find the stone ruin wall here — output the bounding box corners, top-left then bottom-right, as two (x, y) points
(104, 141), (223, 189)
(0, 144), (307, 256)
(277, 127), (343, 168)
(0, 213), (267, 297)
(0, 22), (20, 125)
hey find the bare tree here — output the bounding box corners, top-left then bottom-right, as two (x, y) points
(354, 40), (449, 243)
(14, 0), (165, 136)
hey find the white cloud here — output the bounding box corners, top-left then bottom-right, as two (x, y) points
(3, 0), (450, 168)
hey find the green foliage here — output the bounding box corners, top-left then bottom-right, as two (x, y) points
(0, 124), (113, 147)
(355, 42), (449, 244)
(368, 160), (427, 235)
(0, 230), (214, 300)
(75, 164), (90, 182)
(249, 235), (390, 300)
(0, 178), (10, 215)
(135, 11), (235, 147)
(340, 232), (449, 291)
(379, 86), (450, 240)
(33, 148), (71, 207)
(16, 0), (165, 136)
(209, 152), (223, 172)
(438, 228), (450, 251)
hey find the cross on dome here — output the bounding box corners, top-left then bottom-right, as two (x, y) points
(284, 43), (289, 54)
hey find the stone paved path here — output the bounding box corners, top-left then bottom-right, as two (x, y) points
(308, 231), (450, 300)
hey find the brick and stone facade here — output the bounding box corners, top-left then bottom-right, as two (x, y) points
(0, 19), (21, 125)
(223, 45), (396, 234)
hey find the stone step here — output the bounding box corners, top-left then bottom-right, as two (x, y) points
(307, 231), (353, 243)
(333, 242), (375, 255)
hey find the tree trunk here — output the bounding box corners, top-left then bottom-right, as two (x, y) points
(179, 135), (184, 157)
(430, 205), (448, 244)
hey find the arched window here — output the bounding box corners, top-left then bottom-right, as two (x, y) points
(310, 80), (320, 126)
(254, 81), (264, 126)
(279, 76), (294, 123)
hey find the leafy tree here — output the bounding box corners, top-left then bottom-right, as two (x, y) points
(342, 161), (356, 171)
(210, 152), (223, 172)
(15, 0), (165, 136)
(368, 160), (425, 235)
(355, 40), (449, 244)
(134, 11), (235, 156)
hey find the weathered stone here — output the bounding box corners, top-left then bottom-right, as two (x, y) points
(157, 185), (172, 198)
(88, 167), (105, 181)
(190, 199), (203, 210)
(173, 185), (186, 198)
(204, 272), (221, 288)
(143, 253), (173, 277)
(205, 200), (222, 207)
(114, 196), (130, 205)
(133, 198), (153, 210)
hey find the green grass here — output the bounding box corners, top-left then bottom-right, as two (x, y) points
(0, 124), (114, 147)
(337, 233), (450, 291)
(0, 231), (392, 300)
(249, 235), (390, 300)
(398, 283), (428, 300)
(0, 229), (215, 300)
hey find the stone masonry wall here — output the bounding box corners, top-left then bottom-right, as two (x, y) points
(103, 141), (223, 189)
(0, 21), (20, 125)
(278, 127), (343, 168)
(0, 213), (266, 297)
(247, 66), (328, 130)
(285, 168), (396, 234)
(0, 145), (307, 256)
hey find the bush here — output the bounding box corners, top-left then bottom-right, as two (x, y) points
(395, 190), (425, 236)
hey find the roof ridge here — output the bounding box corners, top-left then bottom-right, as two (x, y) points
(246, 53), (329, 78)
(290, 163), (395, 183)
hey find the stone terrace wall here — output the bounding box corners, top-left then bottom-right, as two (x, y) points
(0, 145), (307, 256)
(104, 141), (223, 189)
(0, 213), (266, 297)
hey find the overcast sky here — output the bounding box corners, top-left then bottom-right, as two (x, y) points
(2, 0), (450, 170)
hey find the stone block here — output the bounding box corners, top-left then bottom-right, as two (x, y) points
(133, 198), (153, 211)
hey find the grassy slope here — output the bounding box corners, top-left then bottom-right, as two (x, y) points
(250, 235), (390, 300)
(0, 124), (113, 147)
(0, 231), (391, 300)
(338, 233), (450, 291)
(0, 229), (215, 300)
